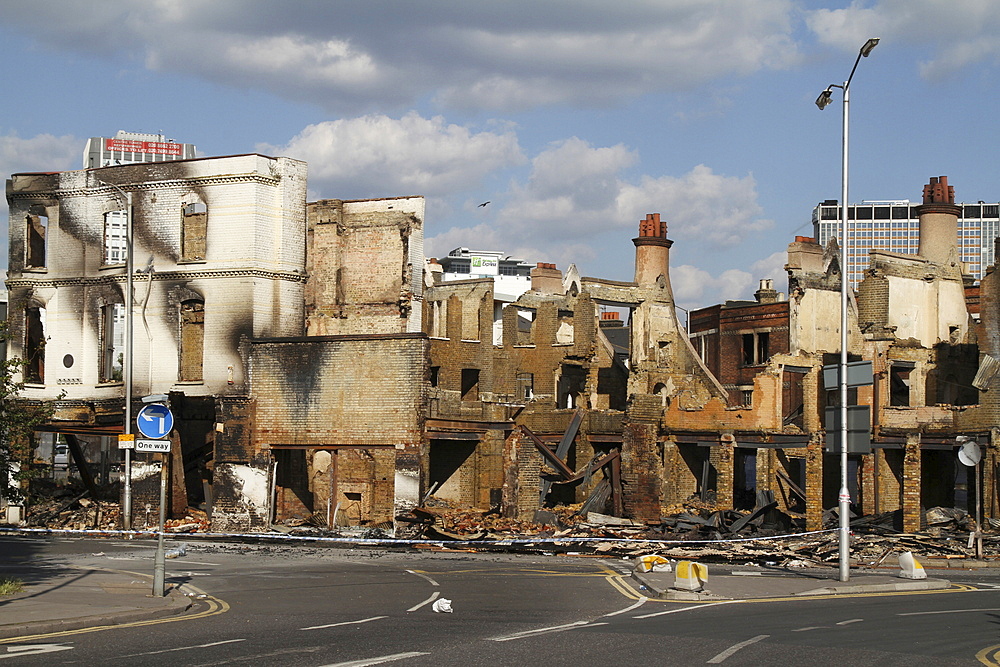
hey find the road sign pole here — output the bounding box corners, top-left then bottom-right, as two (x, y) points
(153, 452), (167, 597)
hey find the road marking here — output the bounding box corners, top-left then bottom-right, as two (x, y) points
(0, 586), (230, 644)
(977, 643), (1000, 666)
(836, 618), (863, 625)
(489, 620), (608, 642)
(603, 599), (647, 617)
(407, 591), (440, 612)
(113, 638), (246, 658)
(604, 573), (646, 600)
(301, 616), (388, 631)
(634, 600), (738, 619)
(405, 570), (439, 586)
(319, 652), (430, 667)
(792, 626), (826, 632)
(899, 607), (1000, 616)
(0, 644), (74, 659)
(706, 634), (769, 664)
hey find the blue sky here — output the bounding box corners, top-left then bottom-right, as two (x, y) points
(2, 0), (1000, 311)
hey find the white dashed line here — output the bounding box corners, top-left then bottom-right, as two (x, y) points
(706, 634), (769, 664)
(407, 591), (440, 612)
(301, 616), (388, 631)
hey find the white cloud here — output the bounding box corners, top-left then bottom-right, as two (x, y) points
(750, 250), (789, 294)
(671, 264), (753, 309)
(426, 138), (771, 296)
(618, 166), (773, 245)
(0, 133), (80, 247)
(259, 113), (524, 197)
(806, 0), (1000, 80)
(4, 0), (800, 113)
(0, 133), (79, 176)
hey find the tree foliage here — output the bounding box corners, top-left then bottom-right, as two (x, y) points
(0, 358), (56, 503)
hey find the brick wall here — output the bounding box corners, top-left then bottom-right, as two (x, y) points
(306, 197), (425, 336)
(247, 334), (427, 525)
(902, 437), (922, 532)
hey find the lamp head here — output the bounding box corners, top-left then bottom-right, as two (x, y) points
(861, 38), (879, 57)
(815, 88), (834, 110)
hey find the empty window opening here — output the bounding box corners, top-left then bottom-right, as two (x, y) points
(782, 366), (807, 429)
(25, 306), (45, 383)
(516, 373), (534, 401)
(100, 303), (124, 382)
(557, 365), (587, 409)
(741, 331), (770, 366)
(460, 368), (479, 401)
(889, 364), (913, 406)
(25, 214), (47, 268)
(181, 202), (207, 261)
(103, 211), (127, 265)
(429, 366), (440, 387)
(429, 440), (476, 504)
(179, 299), (205, 382)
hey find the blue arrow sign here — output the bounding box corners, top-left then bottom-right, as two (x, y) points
(136, 404), (174, 439)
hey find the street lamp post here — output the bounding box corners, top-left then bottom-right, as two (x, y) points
(816, 37), (879, 583)
(97, 178), (134, 531)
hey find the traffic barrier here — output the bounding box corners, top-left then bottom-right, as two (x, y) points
(635, 554), (672, 573)
(898, 551), (926, 579)
(674, 560), (708, 591)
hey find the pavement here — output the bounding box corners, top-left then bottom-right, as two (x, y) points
(0, 563), (192, 640)
(630, 565), (952, 601)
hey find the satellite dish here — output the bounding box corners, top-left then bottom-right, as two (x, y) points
(958, 441), (982, 467)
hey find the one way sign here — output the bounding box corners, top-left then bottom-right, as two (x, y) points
(136, 404), (174, 439)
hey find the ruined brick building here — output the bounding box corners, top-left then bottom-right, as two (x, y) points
(6, 154), (308, 524)
(8, 158), (998, 536)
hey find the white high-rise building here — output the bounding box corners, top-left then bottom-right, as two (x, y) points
(83, 130), (197, 168)
(812, 199), (1000, 286)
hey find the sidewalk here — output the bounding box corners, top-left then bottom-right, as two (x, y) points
(0, 564), (191, 640)
(631, 566), (951, 601)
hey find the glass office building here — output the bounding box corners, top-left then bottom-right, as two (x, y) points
(812, 199), (1000, 286)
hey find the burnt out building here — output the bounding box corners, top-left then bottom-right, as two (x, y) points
(6, 154), (308, 526)
(234, 197), (428, 530)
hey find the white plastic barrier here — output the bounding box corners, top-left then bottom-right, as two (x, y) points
(635, 554), (672, 573)
(674, 560), (708, 591)
(898, 551), (926, 580)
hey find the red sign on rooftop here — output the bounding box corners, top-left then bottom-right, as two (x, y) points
(105, 139), (183, 156)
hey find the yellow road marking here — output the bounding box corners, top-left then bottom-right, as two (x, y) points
(977, 643), (1000, 666)
(0, 584), (229, 644)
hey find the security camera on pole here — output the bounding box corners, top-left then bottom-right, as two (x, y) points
(137, 394), (174, 597)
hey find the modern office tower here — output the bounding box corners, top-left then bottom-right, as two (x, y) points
(812, 199), (1000, 286)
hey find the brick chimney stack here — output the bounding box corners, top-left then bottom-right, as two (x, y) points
(632, 213), (673, 288)
(530, 262), (562, 294)
(754, 278), (779, 303)
(916, 175), (961, 265)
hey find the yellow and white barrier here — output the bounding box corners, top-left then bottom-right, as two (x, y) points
(898, 551), (926, 580)
(674, 560), (708, 591)
(635, 554), (672, 573)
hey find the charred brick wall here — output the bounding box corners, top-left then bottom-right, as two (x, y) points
(621, 422), (661, 520)
(305, 197), (425, 336)
(902, 437), (922, 532)
(247, 334), (428, 525)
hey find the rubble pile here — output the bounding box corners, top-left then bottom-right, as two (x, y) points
(394, 497), (999, 565)
(22, 481), (211, 533)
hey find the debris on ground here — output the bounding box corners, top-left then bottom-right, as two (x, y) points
(14, 480), (998, 566)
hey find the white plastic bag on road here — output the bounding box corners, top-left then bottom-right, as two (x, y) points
(432, 598), (453, 613)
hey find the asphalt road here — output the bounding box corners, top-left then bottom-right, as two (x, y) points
(3, 536), (1000, 666)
